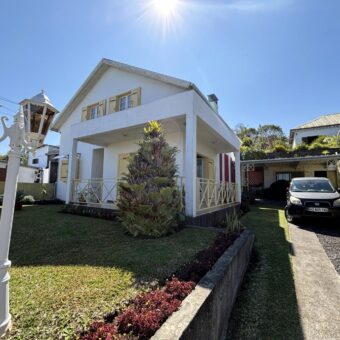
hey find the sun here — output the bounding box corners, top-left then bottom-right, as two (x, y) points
(151, 0), (179, 18)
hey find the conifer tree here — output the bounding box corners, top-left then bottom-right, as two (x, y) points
(117, 121), (182, 237)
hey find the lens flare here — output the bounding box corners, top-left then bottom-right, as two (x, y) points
(151, 0), (179, 18)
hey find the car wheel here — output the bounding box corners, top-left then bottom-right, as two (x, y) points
(285, 208), (296, 223)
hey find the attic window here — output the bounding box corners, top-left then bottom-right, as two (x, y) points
(119, 94), (133, 111)
(89, 104), (100, 120)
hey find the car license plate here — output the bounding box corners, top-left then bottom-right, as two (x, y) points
(307, 207), (329, 212)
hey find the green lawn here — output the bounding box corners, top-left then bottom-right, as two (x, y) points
(227, 203), (304, 340)
(8, 205), (216, 339)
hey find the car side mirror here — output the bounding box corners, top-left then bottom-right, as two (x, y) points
(337, 188), (340, 193)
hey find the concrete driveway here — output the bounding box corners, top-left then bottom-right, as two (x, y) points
(296, 218), (340, 274)
(288, 218), (340, 339)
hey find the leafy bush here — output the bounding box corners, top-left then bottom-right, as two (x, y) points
(81, 277), (195, 340)
(117, 290), (182, 338)
(15, 191), (25, 203)
(308, 142), (327, 150)
(22, 195), (35, 204)
(272, 143), (290, 152)
(223, 207), (242, 232)
(241, 146), (267, 160)
(117, 121), (182, 237)
(293, 143), (308, 151)
(241, 136), (253, 147)
(173, 232), (241, 283)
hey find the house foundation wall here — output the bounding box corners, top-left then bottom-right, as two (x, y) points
(186, 204), (240, 228)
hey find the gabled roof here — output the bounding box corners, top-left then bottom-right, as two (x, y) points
(291, 113), (340, 131)
(51, 58), (211, 131)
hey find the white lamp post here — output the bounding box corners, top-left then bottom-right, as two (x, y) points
(0, 91), (58, 336)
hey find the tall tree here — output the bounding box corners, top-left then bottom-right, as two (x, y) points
(117, 121), (182, 237)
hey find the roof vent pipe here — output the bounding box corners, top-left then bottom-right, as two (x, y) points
(207, 94), (219, 113)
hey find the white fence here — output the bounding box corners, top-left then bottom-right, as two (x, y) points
(196, 178), (237, 213)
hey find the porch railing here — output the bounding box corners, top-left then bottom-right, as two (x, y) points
(196, 178), (237, 213)
(73, 178), (122, 207)
(72, 177), (236, 212)
(72, 177), (185, 209)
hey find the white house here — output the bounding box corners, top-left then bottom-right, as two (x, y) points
(51, 59), (241, 224)
(290, 113), (340, 147)
(28, 144), (59, 183)
(0, 161), (36, 183)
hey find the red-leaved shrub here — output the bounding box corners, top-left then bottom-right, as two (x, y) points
(164, 277), (195, 300)
(117, 278), (195, 339)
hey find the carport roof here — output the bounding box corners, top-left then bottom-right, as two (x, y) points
(241, 153), (340, 165)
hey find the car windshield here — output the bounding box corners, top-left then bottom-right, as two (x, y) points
(290, 179), (335, 193)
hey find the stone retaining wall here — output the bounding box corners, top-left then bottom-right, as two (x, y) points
(152, 229), (255, 340)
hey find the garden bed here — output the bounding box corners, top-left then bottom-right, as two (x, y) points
(80, 230), (253, 339)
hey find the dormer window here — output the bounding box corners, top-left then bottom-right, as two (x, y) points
(119, 94), (133, 111)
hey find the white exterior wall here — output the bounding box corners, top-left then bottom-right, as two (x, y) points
(56, 68), (187, 201)
(66, 67), (185, 130)
(28, 145), (49, 168)
(18, 167), (36, 183)
(103, 131), (185, 179)
(292, 126), (340, 147)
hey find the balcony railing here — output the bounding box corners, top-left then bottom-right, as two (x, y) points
(196, 178), (237, 213)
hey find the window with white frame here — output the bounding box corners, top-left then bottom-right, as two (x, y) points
(276, 172), (304, 181)
(119, 94), (132, 111)
(89, 104), (99, 120)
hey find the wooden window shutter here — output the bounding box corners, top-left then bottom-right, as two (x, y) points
(81, 107), (88, 121)
(130, 87), (141, 107)
(60, 160), (69, 182)
(75, 158), (80, 179)
(98, 100), (106, 117)
(108, 96), (117, 113)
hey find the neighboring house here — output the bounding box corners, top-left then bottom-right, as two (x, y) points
(28, 144), (60, 183)
(51, 58), (241, 225)
(0, 161), (36, 183)
(242, 114), (340, 192)
(290, 113), (340, 147)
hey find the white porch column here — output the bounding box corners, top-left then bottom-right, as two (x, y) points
(234, 151), (242, 202)
(66, 139), (78, 204)
(185, 113), (197, 217)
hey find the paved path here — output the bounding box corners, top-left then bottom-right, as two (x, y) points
(289, 223), (340, 340)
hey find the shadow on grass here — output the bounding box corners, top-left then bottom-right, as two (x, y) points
(226, 204), (304, 340)
(9, 205), (217, 281)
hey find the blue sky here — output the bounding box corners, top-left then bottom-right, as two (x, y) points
(1, 0), (340, 154)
